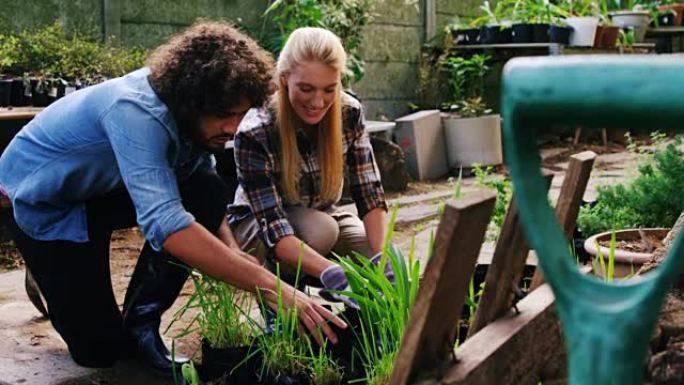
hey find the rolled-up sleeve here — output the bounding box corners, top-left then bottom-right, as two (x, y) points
(234, 129), (294, 248)
(102, 102), (194, 251)
(346, 106), (388, 219)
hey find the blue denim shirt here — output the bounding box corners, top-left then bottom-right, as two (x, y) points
(0, 68), (213, 251)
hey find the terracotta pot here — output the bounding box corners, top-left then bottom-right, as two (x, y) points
(601, 25), (620, 48)
(658, 4), (684, 25)
(584, 228), (669, 278)
(593, 25), (605, 47)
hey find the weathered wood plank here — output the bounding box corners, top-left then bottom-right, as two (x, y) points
(391, 190), (497, 385)
(468, 171), (554, 337)
(530, 151), (596, 290)
(414, 285), (565, 385)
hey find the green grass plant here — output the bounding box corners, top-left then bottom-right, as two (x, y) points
(593, 229), (617, 282)
(255, 261), (310, 381)
(255, 250), (343, 384)
(170, 270), (256, 349)
(472, 163), (513, 241)
(335, 206), (422, 385)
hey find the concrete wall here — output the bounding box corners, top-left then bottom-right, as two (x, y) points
(0, 0), (484, 119)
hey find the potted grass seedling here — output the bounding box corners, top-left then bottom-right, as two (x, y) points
(169, 270), (259, 383)
(255, 261), (344, 385)
(305, 339), (344, 385)
(335, 207), (422, 384)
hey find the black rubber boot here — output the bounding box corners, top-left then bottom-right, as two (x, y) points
(122, 170), (229, 382)
(122, 246), (190, 379)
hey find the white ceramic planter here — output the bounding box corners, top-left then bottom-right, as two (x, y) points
(610, 11), (651, 42)
(442, 114), (503, 168)
(565, 16), (600, 46)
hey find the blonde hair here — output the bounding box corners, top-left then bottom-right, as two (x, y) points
(275, 27), (346, 204)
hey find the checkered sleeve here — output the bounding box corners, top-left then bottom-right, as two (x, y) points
(346, 104), (388, 219)
(234, 129), (295, 248)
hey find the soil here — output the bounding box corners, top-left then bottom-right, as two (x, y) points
(0, 240), (22, 271)
(598, 236), (665, 254)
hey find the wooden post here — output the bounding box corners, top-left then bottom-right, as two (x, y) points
(529, 151), (596, 290)
(390, 190), (496, 385)
(468, 171), (554, 338)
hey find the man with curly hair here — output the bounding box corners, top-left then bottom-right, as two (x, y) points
(0, 21), (345, 380)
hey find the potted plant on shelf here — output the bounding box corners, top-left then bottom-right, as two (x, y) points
(558, 0), (601, 46)
(448, 17), (481, 46)
(609, 0), (652, 42)
(577, 134), (684, 277)
(657, 0), (684, 26)
(512, 0), (556, 43)
(439, 54), (502, 169)
(474, 0), (514, 44)
(595, 0), (621, 48)
(651, 8), (678, 27)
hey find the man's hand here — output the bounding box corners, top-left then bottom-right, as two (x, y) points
(259, 287), (347, 346)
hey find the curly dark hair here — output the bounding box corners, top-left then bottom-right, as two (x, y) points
(147, 20), (275, 123)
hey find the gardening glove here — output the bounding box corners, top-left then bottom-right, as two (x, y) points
(370, 252), (395, 284)
(320, 265), (359, 310)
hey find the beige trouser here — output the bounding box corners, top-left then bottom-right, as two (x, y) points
(230, 206), (373, 285)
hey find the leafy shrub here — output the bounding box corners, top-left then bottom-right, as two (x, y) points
(0, 22), (147, 81)
(472, 164), (513, 240)
(262, 0), (417, 86)
(577, 136), (684, 236)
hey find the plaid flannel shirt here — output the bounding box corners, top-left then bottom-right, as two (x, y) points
(228, 93), (387, 248)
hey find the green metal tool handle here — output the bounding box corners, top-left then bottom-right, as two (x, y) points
(502, 55), (684, 385)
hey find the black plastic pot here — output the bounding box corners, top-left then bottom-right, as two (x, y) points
(512, 24), (534, 43)
(326, 308), (369, 383)
(45, 78), (67, 105)
(652, 12), (677, 27)
(451, 28), (468, 45)
(499, 27), (513, 43)
(532, 23), (550, 42)
(461, 28), (480, 45)
(9, 78), (28, 107)
(480, 25), (513, 44)
(200, 340), (261, 383)
(0, 79), (11, 107)
(459, 263), (537, 321)
(30, 78), (50, 107)
(549, 25), (572, 44)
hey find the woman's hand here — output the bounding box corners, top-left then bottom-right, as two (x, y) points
(258, 286), (347, 346)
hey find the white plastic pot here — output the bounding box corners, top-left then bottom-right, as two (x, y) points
(442, 114), (503, 168)
(565, 16), (600, 47)
(610, 11), (651, 42)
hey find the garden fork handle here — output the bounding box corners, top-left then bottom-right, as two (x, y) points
(502, 55), (684, 385)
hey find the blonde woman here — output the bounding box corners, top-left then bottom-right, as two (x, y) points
(228, 27), (391, 307)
